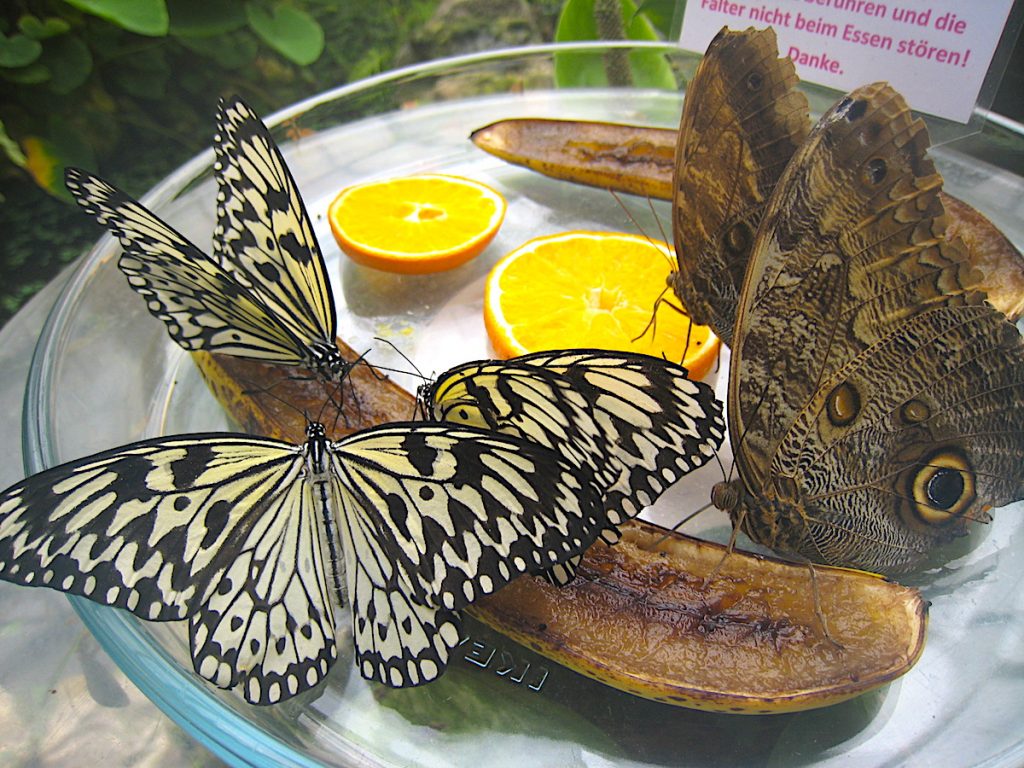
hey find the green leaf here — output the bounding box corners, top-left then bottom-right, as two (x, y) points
(47, 113), (98, 170)
(554, 0), (676, 89)
(62, 0), (169, 37)
(167, 0), (246, 36)
(0, 61), (50, 83)
(0, 119), (28, 167)
(0, 33), (43, 67)
(24, 123), (96, 198)
(246, 3), (324, 66)
(109, 47), (170, 97)
(555, 0), (600, 42)
(40, 35), (93, 93)
(18, 15), (72, 40)
(633, 0), (678, 38)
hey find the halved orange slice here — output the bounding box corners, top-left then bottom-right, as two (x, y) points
(483, 231), (719, 379)
(328, 174), (506, 274)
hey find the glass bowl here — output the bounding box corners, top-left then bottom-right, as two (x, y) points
(23, 42), (1024, 767)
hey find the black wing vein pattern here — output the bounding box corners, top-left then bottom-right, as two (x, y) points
(425, 349), (726, 584)
(212, 97), (337, 348)
(65, 96), (348, 380)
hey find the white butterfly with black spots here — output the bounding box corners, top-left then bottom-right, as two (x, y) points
(0, 420), (604, 704)
(64, 96), (352, 383)
(422, 349), (726, 584)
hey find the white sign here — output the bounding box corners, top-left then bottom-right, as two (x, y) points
(679, 0), (1016, 123)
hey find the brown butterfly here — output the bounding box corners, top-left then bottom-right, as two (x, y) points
(671, 27), (1024, 574)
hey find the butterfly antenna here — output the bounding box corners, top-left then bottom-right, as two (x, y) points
(371, 336), (435, 420)
(372, 336), (431, 381)
(242, 381), (308, 426)
(610, 189), (647, 238)
(316, 377), (347, 433)
(712, 448), (729, 486)
(611, 189), (675, 270)
(647, 193), (671, 253)
(681, 314), (695, 369)
(633, 285), (671, 341)
(340, 348), (376, 427)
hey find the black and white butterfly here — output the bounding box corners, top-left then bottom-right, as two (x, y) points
(64, 97), (352, 383)
(0, 420), (604, 704)
(421, 349), (726, 583)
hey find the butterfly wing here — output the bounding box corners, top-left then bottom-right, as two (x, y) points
(430, 350), (725, 528)
(329, 423), (604, 685)
(65, 168), (312, 367)
(729, 82), (1024, 573)
(670, 26), (810, 344)
(514, 349), (726, 524)
(213, 97), (337, 350)
(427, 350), (725, 584)
(427, 360), (620, 490)
(0, 434), (340, 704)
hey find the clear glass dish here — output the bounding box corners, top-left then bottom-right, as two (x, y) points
(22, 42), (1024, 767)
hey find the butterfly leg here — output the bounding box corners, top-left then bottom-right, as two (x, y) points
(700, 509), (743, 590)
(803, 561), (845, 652)
(633, 286), (687, 344)
(641, 499), (715, 552)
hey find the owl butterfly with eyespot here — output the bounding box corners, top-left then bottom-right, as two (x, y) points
(704, 77), (1024, 575)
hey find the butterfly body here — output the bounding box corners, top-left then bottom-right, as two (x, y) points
(0, 419), (605, 702)
(672, 28), (1024, 574)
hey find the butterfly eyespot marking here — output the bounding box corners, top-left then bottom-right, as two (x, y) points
(909, 449), (976, 525)
(724, 221), (752, 254)
(861, 158), (888, 186)
(745, 71), (764, 91)
(826, 381), (860, 427)
(900, 399), (931, 424)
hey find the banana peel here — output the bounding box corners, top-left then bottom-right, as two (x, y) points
(192, 349), (928, 713)
(471, 117), (1024, 320)
(476, 522), (926, 714)
(470, 119), (674, 200)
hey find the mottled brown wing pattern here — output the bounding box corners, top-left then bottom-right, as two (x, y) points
(669, 26), (810, 344)
(725, 82), (1024, 574)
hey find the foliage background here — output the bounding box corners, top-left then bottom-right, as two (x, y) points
(0, 0), (565, 325)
